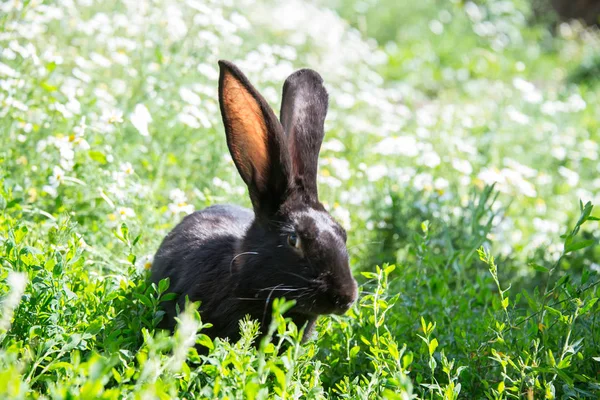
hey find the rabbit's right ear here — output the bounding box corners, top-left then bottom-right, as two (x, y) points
(218, 61), (292, 216)
(280, 69), (328, 203)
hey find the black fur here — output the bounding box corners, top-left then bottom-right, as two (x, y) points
(152, 61), (357, 344)
(280, 68), (328, 202)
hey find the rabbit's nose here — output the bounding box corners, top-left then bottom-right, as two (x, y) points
(330, 279), (358, 315)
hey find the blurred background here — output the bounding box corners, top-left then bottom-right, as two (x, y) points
(2, 0), (600, 311)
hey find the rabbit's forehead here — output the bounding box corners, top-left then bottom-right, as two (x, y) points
(291, 208), (338, 237)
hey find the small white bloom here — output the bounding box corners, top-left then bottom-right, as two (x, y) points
(321, 139), (345, 153)
(558, 166), (579, 186)
(169, 188), (187, 203)
(331, 205), (351, 230)
(179, 87), (201, 106)
(130, 104), (152, 136)
(433, 177), (449, 191)
(49, 166), (65, 187)
(506, 106), (529, 125)
(365, 165), (388, 182)
(452, 158), (473, 175)
(373, 136), (419, 157)
(101, 108), (124, 124)
(0, 62), (18, 77)
(0, 271), (28, 330)
(419, 150), (441, 168)
(116, 207), (136, 219)
(120, 162), (134, 175)
(135, 254), (154, 274)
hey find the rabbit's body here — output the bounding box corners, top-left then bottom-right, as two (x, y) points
(152, 61), (357, 343)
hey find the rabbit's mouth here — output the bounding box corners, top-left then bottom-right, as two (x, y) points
(294, 287), (357, 316)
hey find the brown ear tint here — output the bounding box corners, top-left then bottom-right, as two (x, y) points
(219, 64), (270, 191)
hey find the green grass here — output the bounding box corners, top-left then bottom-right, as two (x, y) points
(1, 0), (599, 398)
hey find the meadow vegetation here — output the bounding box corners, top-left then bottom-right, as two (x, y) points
(1, 0), (599, 398)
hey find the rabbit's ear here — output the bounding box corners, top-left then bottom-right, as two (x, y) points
(218, 60), (291, 216)
(280, 69), (328, 202)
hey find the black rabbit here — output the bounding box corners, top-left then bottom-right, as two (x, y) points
(151, 60), (357, 343)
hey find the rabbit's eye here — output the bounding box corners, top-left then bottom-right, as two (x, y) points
(287, 233), (301, 249)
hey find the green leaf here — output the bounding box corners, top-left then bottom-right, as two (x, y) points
(530, 263), (549, 273)
(497, 381), (505, 394)
(88, 150), (108, 164)
(127, 253), (136, 265)
(580, 298), (598, 314)
(428, 338), (438, 356)
(565, 239), (595, 254)
(158, 278), (170, 294)
(196, 334), (214, 350)
(135, 293), (153, 308)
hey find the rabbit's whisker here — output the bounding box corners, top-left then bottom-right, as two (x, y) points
(256, 284), (304, 291)
(235, 297), (265, 301)
(261, 284), (284, 326)
(346, 240), (383, 252)
(229, 251), (259, 276)
(281, 271), (315, 283)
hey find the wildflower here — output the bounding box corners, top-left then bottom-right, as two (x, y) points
(331, 204), (351, 230)
(452, 159), (473, 175)
(136, 254), (154, 274)
(0, 271), (28, 331)
(120, 162), (134, 175)
(506, 106), (529, 125)
(373, 136), (419, 157)
(116, 207), (136, 220)
(101, 108), (124, 124)
(558, 166), (579, 187)
(365, 165), (388, 182)
(179, 87), (201, 106)
(48, 166), (65, 187)
(166, 189), (195, 217)
(130, 104), (152, 136)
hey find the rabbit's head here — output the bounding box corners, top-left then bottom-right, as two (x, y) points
(218, 60), (357, 317)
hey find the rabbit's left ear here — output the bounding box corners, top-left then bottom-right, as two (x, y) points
(280, 69), (328, 202)
(219, 60), (292, 217)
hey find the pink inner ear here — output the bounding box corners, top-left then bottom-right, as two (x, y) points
(222, 71), (270, 191)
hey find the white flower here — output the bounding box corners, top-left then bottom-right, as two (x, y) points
(365, 165), (388, 182)
(49, 166), (65, 187)
(120, 162), (134, 175)
(558, 166), (579, 187)
(101, 108), (124, 124)
(0, 62), (18, 77)
(135, 254), (154, 274)
(130, 104), (152, 136)
(321, 157), (351, 181)
(419, 150), (441, 168)
(452, 158), (473, 175)
(513, 78), (542, 103)
(116, 207), (136, 219)
(373, 136), (419, 157)
(433, 177), (449, 191)
(506, 106), (529, 125)
(169, 188), (187, 203)
(331, 205), (351, 230)
(321, 139), (345, 153)
(0, 271), (28, 331)
(179, 87), (201, 106)
(166, 189), (195, 217)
